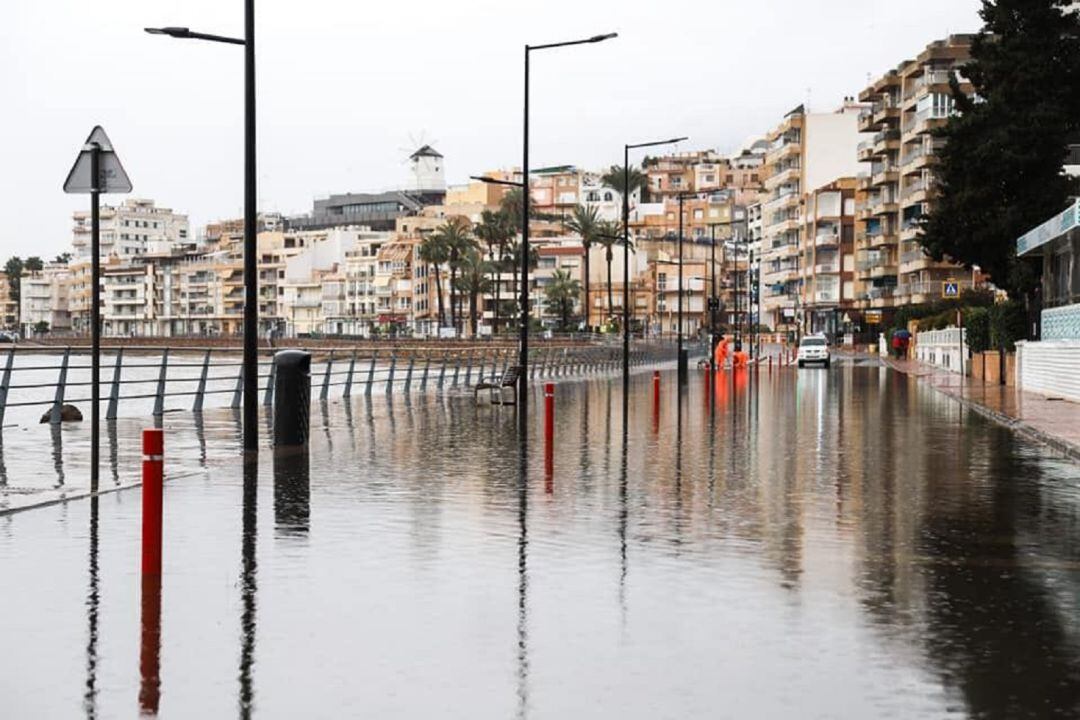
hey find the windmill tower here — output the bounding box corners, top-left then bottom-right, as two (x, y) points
(407, 144), (446, 203)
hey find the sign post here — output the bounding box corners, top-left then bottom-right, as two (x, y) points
(64, 126), (132, 491)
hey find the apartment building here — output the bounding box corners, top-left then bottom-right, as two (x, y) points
(799, 179), (859, 335)
(0, 272), (18, 329)
(21, 264), (72, 335)
(760, 101), (866, 332)
(72, 199), (189, 260)
(856, 35), (976, 315)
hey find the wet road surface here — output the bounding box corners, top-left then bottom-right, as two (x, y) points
(1, 362), (1079, 718)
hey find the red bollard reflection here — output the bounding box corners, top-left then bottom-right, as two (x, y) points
(544, 383), (554, 494)
(139, 574), (162, 716)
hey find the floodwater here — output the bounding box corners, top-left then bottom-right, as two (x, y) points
(1, 363), (1079, 719)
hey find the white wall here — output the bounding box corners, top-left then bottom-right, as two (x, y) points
(804, 111), (862, 193)
(1017, 340), (1080, 402)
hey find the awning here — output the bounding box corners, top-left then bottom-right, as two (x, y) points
(373, 275), (391, 287)
(1016, 199), (1080, 256)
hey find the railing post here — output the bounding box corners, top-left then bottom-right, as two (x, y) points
(438, 351), (448, 390)
(343, 350), (357, 398)
(452, 352), (461, 387)
(321, 349), (335, 402)
(152, 349), (169, 418)
(263, 350), (276, 406)
(231, 357), (243, 409)
(191, 349), (210, 414)
(49, 347), (71, 424)
(0, 347), (13, 427)
(501, 350), (509, 378)
(420, 352), (431, 391)
(386, 352), (397, 394)
(464, 350), (474, 386)
(365, 350), (378, 397)
(107, 348), (125, 420)
(404, 354), (415, 393)
(477, 351), (486, 385)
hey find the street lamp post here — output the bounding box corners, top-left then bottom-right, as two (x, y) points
(676, 193), (687, 384)
(145, 15), (257, 454)
(517, 32), (616, 434)
(621, 137), (686, 391)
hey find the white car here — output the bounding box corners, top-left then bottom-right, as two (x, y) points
(797, 335), (831, 368)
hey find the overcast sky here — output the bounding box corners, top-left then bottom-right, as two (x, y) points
(1, 0), (982, 259)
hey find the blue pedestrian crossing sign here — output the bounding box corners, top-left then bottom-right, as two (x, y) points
(942, 280), (960, 298)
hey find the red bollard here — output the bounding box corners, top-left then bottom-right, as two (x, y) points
(652, 370), (661, 433)
(142, 428), (164, 576)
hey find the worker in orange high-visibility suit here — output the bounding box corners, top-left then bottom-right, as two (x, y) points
(714, 335), (730, 368)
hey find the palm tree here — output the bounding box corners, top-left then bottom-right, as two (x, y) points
(596, 220), (630, 325)
(544, 269), (581, 331)
(473, 209), (514, 335)
(600, 164), (650, 204)
(453, 248), (493, 338)
(432, 217), (474, 334)
(418, 232), (449, 329)
(506, 239), (539, 329)
(564, 205), (601, 331)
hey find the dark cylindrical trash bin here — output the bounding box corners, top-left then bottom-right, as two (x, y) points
(273, 350), (311, 446)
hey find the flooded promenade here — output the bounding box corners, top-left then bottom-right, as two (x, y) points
(1, 361), (1079, 718)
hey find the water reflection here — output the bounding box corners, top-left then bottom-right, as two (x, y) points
(138, 575), (161, 716)
(514, 443), (529, 720)
(51, 422), (64, 488)
(238, 460), (258, 719)
(83, 496), (99, 719)
(273, 448), (310, 536)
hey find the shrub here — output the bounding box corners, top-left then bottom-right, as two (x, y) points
(989, 300), (1028, 351)
(964, 306), (990, 353)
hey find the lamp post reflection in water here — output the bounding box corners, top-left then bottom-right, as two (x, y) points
(515, 444), (530, 719)
(238, 460), (258, 719)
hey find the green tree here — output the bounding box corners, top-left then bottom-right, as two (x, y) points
(24, 257), (44, 273)
(564, 205), (601, 330)
(601, 164), (650, 204)
(506, 239), (539, 329)
(53, 252), (72, 265)
(453, 248), (493, 338)
(473, 209), (514, 334)
(921, 0), (1080, 294)
(418, 232), (449, 329)
(595, 220), (630, 323)
(435, 217), (475, 334)
(4, 257), (23, 330)
(32, 320), (49, 335)
(544, 269), (582, 330)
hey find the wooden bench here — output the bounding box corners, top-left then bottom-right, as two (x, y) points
(474, 365), (522, 405)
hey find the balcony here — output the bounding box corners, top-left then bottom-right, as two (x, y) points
(764, 165), (800, 190)
(812, 289), (839, 304)
(814, 262), (841, 275)
(872, 129), (901, 155)
(814, 232), (840, 248)
(857, 140), (875, 162)
(763, 191), (799, 213)
(871, 166), (899, 187)
(900, 177), (929, 204)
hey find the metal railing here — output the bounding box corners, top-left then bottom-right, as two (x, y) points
(0, 341), (677, 430)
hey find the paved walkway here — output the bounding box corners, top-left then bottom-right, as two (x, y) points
(884, 356), (1080, 462)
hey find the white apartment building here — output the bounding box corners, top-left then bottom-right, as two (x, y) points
(20, 264), (71, 335)
(72, 199), (189, 260)
(760, 101), (865, 333)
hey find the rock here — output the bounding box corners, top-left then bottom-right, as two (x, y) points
(39, 404), (83, 423)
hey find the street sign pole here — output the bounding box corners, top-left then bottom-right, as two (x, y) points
(64, 126), (132, 494)
(90, 144), (101, 492)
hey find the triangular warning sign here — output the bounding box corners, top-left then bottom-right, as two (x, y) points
(63, 125), (132, 194)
